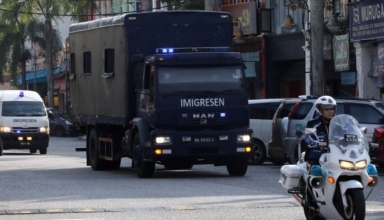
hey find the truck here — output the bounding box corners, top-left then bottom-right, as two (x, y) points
(0, 90), (49, 156)
(69, 10), (253, 178)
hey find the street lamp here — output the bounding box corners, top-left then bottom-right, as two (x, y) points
(326, 0), (341, 32)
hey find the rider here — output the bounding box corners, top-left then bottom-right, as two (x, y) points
(304, 95), (337, 166)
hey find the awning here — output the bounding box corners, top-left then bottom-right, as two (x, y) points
(17, 67), (63, 85)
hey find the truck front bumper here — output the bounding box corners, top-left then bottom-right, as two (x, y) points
(143, 128), (253, 164)
(1, 133), (49, 150)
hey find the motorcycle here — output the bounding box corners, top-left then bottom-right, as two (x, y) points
(279, 114), (379, 220)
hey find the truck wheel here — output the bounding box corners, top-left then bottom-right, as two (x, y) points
(248, 140), (266, 165)
(39, 148), (47, 155)
(227, 159), (248, 176)
(133, 134), (155, 178)
(89, 129), (105, 170)
(0, 139), (3, 156)
(30, 149), (37, 154)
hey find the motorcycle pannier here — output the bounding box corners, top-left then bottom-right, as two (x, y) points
(279, 165), (302, 190)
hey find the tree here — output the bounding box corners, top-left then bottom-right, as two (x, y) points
(0, 11), (40, 89)
(1, 0), (99, 108)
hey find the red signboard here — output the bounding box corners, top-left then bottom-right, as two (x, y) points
(220, 2), (258, 35)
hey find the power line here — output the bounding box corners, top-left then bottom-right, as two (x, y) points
(0, 0), (194, 17)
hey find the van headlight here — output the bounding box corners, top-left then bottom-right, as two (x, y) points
(39, 126), (50, 134)
(237, 134), (251, 142)
(66, 120), (73, 125)
(155, 136), (171, 145)
(0, 126), (11, 133)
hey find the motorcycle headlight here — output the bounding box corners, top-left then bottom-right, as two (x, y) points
(355, 160), (367, 170)
(155, 136), (171, 145)
(0, 126), (11, 133)
(339, 160), (355, 170)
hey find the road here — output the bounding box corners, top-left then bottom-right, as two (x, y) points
(0, 137), (383, 220)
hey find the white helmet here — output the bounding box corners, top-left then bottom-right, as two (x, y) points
(315, 95), (337, 118)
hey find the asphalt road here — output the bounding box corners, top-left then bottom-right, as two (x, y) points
(0, 137), (383, 220)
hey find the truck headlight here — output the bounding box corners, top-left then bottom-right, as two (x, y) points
(237, 134), (251, 142)
(40, 126), (50, 134)
(339, 160), (355, 170)
(155, 136), (171, 144)
(355, 160), (367, 170)
(0, 126), (11, 133)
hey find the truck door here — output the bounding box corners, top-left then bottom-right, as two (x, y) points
(140, 64), (155, 116)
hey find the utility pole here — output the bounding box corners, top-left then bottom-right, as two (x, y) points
(141, 0), (152, 12)
(310, 0), (325, 96)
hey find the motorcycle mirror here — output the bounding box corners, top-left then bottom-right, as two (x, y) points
(360, 127), (367, 134)
(305, 128), (316, 135)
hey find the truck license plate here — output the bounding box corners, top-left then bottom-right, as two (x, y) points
(194, 137), (214, 142)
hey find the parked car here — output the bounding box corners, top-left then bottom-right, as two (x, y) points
(248, 99), (285, 165)
(267, 98), (301, 165)
(47, 108), (78, 137)
(269, 96), (384, 164)
(369, 125), (384, 167)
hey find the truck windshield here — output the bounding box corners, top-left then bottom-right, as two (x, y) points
(2, 101), (47, 117)
(157, 66), (244, 95)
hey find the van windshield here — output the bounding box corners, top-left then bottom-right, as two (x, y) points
(2, 101), (46, 116)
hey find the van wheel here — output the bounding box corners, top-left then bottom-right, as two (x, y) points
(39, 148), (47, 155)
(132, 134), (155, 178)
(0, 139), (3, 156)
(55, 126), (66, 137)
(248, 140), (267, 165)
(30, 149), (37, 154)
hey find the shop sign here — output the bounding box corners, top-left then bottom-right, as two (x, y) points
(220, 2), (257, 35)
(341, 72), (356, 85)
(333, 34), (349, 72)
(349, 0), (384, 42)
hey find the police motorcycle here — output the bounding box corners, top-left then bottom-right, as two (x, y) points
(279, 114), (379, 220)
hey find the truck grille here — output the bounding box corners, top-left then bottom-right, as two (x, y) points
(11, 127), (39, 133)
(178, 113), (224, 125)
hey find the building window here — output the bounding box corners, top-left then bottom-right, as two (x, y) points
(84, 51), (91, 74)
(104, 49), (114, 73)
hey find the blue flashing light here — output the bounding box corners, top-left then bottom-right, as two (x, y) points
(16, 130), (21, 133)
(156, 47), (231, 54)
(367, 164), (378, 175)
(310, 165), (323, 176)
(19, 91), (24, 97)
(220, 113), (226, 118)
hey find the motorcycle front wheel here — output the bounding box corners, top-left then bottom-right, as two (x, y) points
(341, 189), (365, 220)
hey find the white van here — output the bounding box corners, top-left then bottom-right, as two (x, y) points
(0, 90), (49, 156)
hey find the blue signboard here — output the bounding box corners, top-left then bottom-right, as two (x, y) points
(341, 72), (356, 85)
(349, 0), (384, 42)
